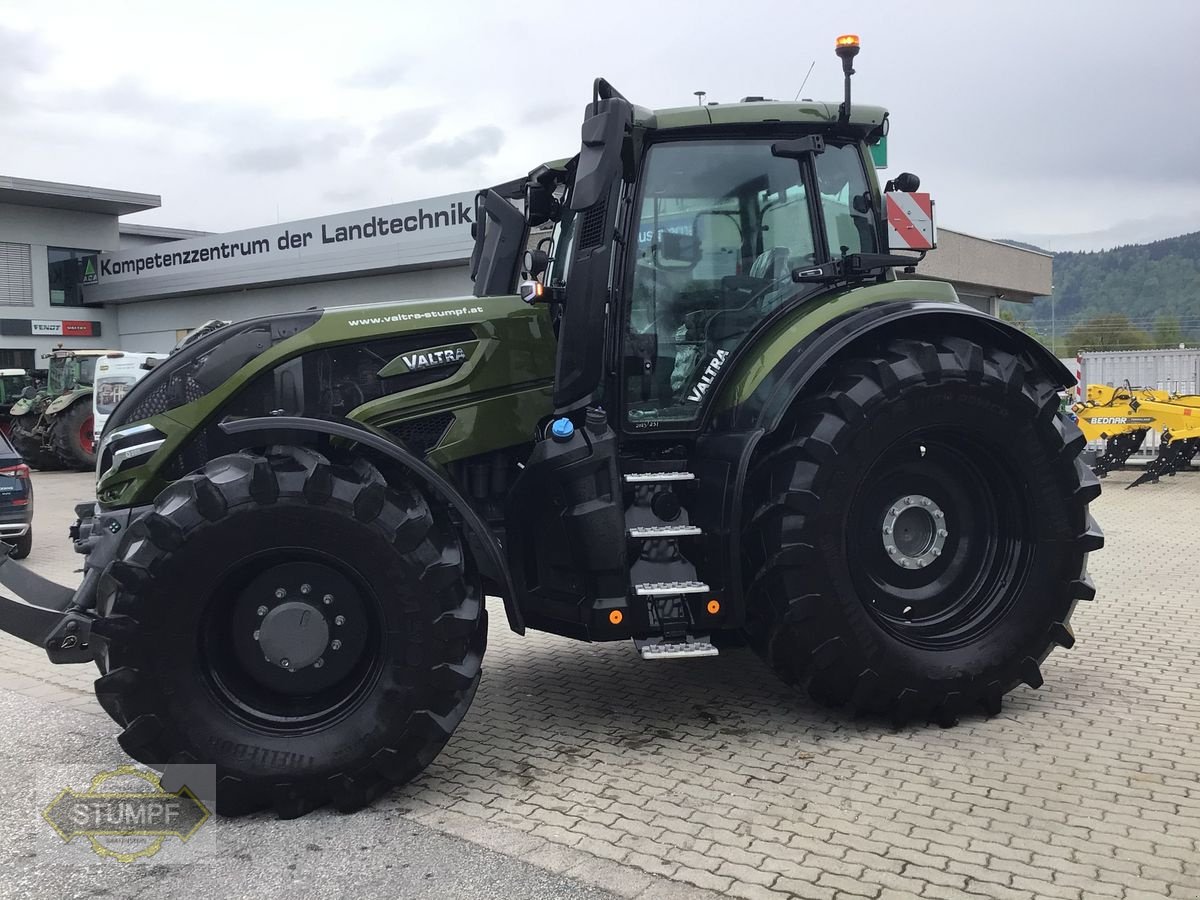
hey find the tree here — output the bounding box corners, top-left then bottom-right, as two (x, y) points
(1063, 314), (1153, 353)
(1152, 315), (1185, 348)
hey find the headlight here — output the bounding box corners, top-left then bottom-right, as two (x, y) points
(96, 423), (165, 479)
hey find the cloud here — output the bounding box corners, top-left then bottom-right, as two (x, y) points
(372, 109), (440, 150)
(517, 102), (577, 126)
(408, 125), (504, 171)
(227, 129), (358, 174)
(342, 59), (408, 89)
(0, 26), (46, 110)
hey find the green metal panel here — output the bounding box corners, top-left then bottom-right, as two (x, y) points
(714, 279), (960, 412)
(97, 295), (557, 507)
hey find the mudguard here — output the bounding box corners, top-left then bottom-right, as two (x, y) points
(9, 397), (34, 417)
(45, 388), (91, 417)
(715, 300), (1072, 433)
(218, 416), (523, 633)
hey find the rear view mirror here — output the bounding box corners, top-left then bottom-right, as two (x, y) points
(885, 172), (921, 193)
(21, 386), (35, 400)
(656, 231), (701, 267)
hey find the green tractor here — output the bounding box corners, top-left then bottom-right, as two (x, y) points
(8, 349), (109, 470)
(0, 37), (1101, 818)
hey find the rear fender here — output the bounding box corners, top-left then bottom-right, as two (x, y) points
(45, 388), (91, 417)
(218, 416), (523, 634)
(715, 300), (1072, 433)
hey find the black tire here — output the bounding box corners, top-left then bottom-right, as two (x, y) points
(9, 415), (60, 470)
(9, 530), (31, 560)
(51, 401), (96, 470)
(743, 335), (1102, 726)
(93, 445), (485, 817)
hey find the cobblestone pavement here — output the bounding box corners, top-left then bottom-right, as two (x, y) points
(2, 468), (1198, 899)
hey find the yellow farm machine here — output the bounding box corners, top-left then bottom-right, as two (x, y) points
(1073, 384), (1200, 487)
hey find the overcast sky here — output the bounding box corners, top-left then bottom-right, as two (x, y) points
(3, 0), (1198, 251)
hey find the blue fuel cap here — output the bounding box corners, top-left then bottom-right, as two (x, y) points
(550, 418), (575, 442)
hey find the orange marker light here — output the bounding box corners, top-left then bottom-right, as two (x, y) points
(706, 599), (721, 615)
(608, 609), (624, 625)
(836, 34), (860, 48)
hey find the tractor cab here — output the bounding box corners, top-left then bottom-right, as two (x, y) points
(45, 350), (101, 395)
(471, 37), (941, 656)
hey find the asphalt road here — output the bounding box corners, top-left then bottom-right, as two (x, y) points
(0, 687), (617, 899)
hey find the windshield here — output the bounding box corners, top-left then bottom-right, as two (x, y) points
(46, 356), (98, 393)
(623, 138), (878, 427)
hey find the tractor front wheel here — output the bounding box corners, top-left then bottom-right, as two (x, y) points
(93, 445), (485, 817)
(744, 336), (1102, 726)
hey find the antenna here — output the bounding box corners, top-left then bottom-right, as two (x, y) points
(694, 90), (707, 106)
(793, 61), (816, 101)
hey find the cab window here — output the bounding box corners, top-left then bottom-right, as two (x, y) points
(622, 138), (877, 428)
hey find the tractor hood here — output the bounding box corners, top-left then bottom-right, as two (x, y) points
(100, 294), (528, 442)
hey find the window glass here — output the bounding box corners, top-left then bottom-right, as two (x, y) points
(814, 143), (879, 256)
(47, 248), (97, 307)
(624, 140), (830, 427)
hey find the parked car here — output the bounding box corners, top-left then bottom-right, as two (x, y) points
(0, 429), (32, 558)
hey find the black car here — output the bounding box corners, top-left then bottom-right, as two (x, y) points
(0, 430), (32, 558)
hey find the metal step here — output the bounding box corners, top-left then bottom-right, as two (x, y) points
(634, 637), (719, 661)
(635, 581), (710, 596)
(624, 471), (695, 483)
(628, 525), (703, 538)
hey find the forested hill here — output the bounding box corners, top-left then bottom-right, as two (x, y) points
(1001, 231), (1200, 345)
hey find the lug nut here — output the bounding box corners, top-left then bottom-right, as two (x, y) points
(331, 639), (342, 651)
(938, 529), (948, 537)
(932, 548), (941, 556)
(334, 615), (345, 626)
(921, 498), (930, 506)
(253, 629), (261, 640)
(314, 658), (325, 669)
(887, 547), (897, 555)
(934, 510), (944, 519)
(300, 584), (312, 595)
(280, 658), (290, 668)
(883, 527), (892, 535)
(257, 605), (268, 616)
(274, 588), (286, 599)
(323, 594), (334, 605)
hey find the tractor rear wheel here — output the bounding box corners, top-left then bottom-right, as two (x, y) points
(52, 401), (96, 470)
(744, 336), (1102, 726)
(93, 445), (485, 817)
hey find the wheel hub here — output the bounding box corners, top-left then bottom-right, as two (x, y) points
(881, 493), (948, 569)
(223, 559), (372, 702)
(258, 601), (329, 671)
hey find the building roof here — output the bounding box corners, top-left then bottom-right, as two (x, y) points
(120, 223), (212, 240)
(0, 175), (160, 216)
(902, 228), (1052, 302)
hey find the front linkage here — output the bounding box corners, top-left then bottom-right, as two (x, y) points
(0, 502), (145, 664)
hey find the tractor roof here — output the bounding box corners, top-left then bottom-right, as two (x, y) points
(632, 99), (888, 133)
(528, 100), (888, 180)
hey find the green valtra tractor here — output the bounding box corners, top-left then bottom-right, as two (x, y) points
(0, 37), (1101, 818)
(9, 349), (110, 470)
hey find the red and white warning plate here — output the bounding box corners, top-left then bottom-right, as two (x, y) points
(885, 192), (937, 250)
